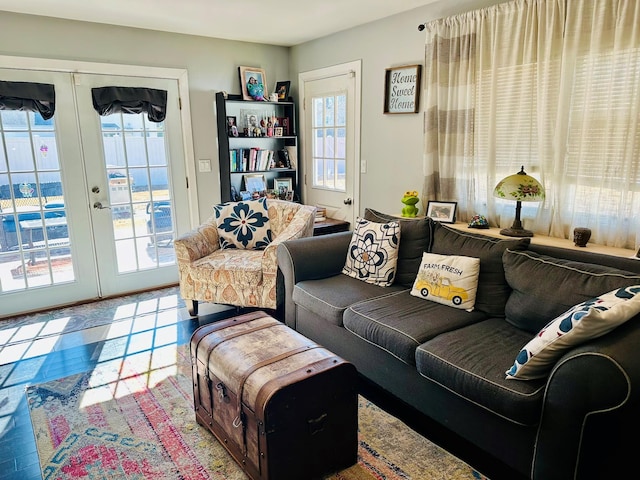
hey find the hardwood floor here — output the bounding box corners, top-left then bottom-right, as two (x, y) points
(0, 296), (237, 480)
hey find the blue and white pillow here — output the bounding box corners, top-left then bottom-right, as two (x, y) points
(506, 285), (640, 380)
(214, 198), (272, 250)
(342, 217), (400, 286)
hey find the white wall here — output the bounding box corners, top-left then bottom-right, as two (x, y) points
(0, 11), (290, 222)
(289, 0), (503, 216)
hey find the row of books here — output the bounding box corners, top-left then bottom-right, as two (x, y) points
(315, 206), (327, 222)
(230, 148), (278, 172)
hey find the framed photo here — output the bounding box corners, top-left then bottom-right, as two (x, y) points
(274, 81), (291, 101)
(239, 66), (268, 101)
(226, 116), (238, 137)
(273, 177), (293, 193)
(244, 173), (266, 194)
(284, 191), (294, 202)
(274, 127), (284, 137)
(426, 201), (457, 223)
(383, 64), (422, 114)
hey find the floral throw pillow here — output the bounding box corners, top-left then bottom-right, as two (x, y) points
(342, 217), (400, 286)
(506, 285), (640, 380)
(213, 198), (272, 250)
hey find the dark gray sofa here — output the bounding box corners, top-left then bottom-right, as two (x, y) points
(276, 213), (640, 480)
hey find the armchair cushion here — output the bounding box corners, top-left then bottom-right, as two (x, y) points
(213, 198), (272, 250)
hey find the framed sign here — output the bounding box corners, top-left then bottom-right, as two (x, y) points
(383, 64), (422, 114)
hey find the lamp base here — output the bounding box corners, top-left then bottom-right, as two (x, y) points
(500, 227), (534, 238)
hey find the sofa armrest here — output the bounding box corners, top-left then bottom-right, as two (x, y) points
(277, 231), (352, 328)
(533, 320), (640, 479)
(174, 215), (220, 264)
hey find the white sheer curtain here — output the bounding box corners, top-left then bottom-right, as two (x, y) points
(423, 0), (640, 249)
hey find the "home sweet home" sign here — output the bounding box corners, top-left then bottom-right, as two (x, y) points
(384, 64), (422, 114)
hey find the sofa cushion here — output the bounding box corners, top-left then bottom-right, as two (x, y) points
(503, 249), (640, 333)
(292, 275), (406, 327)
(431, 223), (530, 317)
(214, 198), (272, 250)
(363, 208), (434, 287)
(415, 318), (546, 426)
(410, 252), (480, 311)
(506, 285), (640, 380)
(342, 217), (400, 286)
(344, 291), (488, 365)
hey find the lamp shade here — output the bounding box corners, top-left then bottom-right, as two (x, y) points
(493, 166), (544, 202)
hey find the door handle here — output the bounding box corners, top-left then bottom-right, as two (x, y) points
(343, 198), (352, 205)
(93, 202), (111, 210)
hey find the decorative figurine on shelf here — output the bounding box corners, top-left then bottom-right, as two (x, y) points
(401, 190), (420, 217)
(468, 214), (490, 229)
(247, 75), (267, 101)
(573, 227), (592, 247)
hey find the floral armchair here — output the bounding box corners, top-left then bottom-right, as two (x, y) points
(174, 199), (316, 316)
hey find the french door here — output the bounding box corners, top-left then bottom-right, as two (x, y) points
(0, 69), (190, 317)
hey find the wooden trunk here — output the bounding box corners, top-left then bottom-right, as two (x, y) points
(190, 311), (358, 480)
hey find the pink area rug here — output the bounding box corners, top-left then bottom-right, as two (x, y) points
(26, 343), (488, 479)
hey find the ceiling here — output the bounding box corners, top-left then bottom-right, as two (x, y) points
(0, 0), (441, 47)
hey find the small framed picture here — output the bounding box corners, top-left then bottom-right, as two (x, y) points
(426, 201), (457, 223)
(273, 177), (293, 193)
(244, 173), (266, 194)
(274, 81), (291, 101)
(226, 116), (238, 137)
(239, 66), (268, 101)
(274, 127), (284, 137)
(285, 191), (294, 202)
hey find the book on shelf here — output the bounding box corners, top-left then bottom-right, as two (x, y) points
(229, 148), (278, 172)
(315, 206), (327, 222)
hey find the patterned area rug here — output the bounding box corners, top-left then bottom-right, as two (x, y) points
(26, 343), (488, 480)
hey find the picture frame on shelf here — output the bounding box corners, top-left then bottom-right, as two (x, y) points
(273, 177), (293, 194)
(274, 149), (291, 169)
(383, 64), (422, 114)
(426, 201), (457, 223)
(274, 127), (284, 137)
(244, 173), (266, 194)
(274, 81), (291, 101)
(239, 66), (268, 101)
(226, 116), (238, 137)
(285, 191), (294, 202)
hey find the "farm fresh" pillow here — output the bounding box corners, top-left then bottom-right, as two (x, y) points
(410, 252), (480, 311)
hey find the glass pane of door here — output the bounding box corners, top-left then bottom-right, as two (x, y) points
(311, 93), (347, 192)
(0, 110), (73, 292)
(98, 112), (176, 274)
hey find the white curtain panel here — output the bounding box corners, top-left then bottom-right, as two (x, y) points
(423, 0), (640, 249)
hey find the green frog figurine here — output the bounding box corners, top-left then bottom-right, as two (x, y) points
(401, 190), (420, 217)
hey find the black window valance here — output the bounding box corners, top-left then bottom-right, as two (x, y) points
(0, 81), (55, 120)
(91, 86), (167, 123)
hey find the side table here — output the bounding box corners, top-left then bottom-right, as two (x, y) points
(313, 218), (350, 236)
